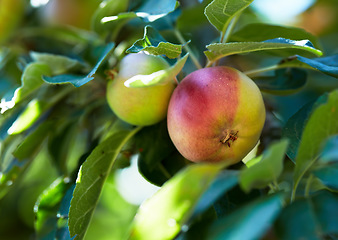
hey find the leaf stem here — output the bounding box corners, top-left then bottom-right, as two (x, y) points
(305, 174), (313, 197)
(174, 29), (202, 70)
(243, 65), (280, 77)
(221, 13), (241, 44)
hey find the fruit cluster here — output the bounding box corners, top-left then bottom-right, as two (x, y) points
(107, 53), (266, 165)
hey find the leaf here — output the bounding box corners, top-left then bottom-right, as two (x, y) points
(275, 191), (338, 240)
(135, 121), (186, 186)
(192, 170), (238, 217)
(43, 42), (115, 87)
(101, 0), (178, 23)
(254, 68), (307, 95)
(295, 55), (338, 78)
(207, 193), (283, 240)
(124, 53), (188, 88)
(231, 23), (321, 49)
(13, 120), (54, 160)
(126, 26), (183, 59)
(129, 163), (226, 240)
(205, 38), (323, 62)
(68, 125), (141, 240)
(313, 163), (338, 191)
(293, 90), (338, 195)
(0, 62), (51, 113)
(30, 52), (85, 75)
(318, 135), (338, 164)
(91, 0), (129, 33)
(239, 139), (288, 192)
(204, 0), (254, 33)
(34, 177), (73, 239)
(282, 94), (328, 162)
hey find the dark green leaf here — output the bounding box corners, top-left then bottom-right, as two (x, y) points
(239, 139), (288, 192)
(126, 26), (183, 59)
(43, 43), (115, 87)
(282, 94), (328, 162)
(313, 163), (338, 191)
(208, 193), (283, 240)
(129, 163), (226, 240)
(275, 191), (338, 240)
(254, 68), (307, 95)
(68, 125), (141, 240)
(124, 53), (188, 87)
(204, 0), (254, 33)
(192, 170), (238, 217)
(34, 177), (73, 239)
(293, 90), (338, 194)
(231, 23), (321, 48)
(205, 38), (323, 62)
(136, 121), (186, 186)
(296, 55), (338, 78)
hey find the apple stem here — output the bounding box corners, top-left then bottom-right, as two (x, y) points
(220, 130), (238, 147)
(174, 29), (203, 70)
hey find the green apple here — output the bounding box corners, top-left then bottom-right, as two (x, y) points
(167, 66), (266, 164)
(106, 53), (176, 126)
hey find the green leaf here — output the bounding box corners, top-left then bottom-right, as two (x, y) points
(295, 55), (338, 78)
(30, 51), (85, 75)
(68, 125), (141, 240)
(192, 170), (238, 217)
(208, 193), (283, 240)
(13, 120), (53, 160)
(293, 90), (338, 196)
(129, 163), (226, 240)
(127, 26), (183, 59)
(254, 68), (307, 95)
(34, 177), (72, 239)
(0, 62), (51, 113)
(43, 42), (115, 87)
(205, 38), (323, 62)
(91, 0), (129, 34)
(318, 135), (338, 164)
(275, 191), (338, 240)
(239, 139), (288, 192)
(124, 53), (188, 88)
(231, 23), (321, 49)
(283, 94), (328, 162)
(204, 0), (254, 33)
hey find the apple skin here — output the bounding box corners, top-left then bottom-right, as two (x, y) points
(167, 66), (266, 164)
(106, 53), (176, 126)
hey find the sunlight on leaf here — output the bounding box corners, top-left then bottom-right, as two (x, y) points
(129, 163), (227, 240)
(240, 139), (288, 192)
(124, 54), (188, 88)
(205, 38), (323, 62)
(69, 125), (142, 240)
(204, 0), (254, 33)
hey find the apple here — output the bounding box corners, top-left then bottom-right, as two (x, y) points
(167, 66), (266, 164)
(40, 0), (101, 30)
(0, 0), (25, 43)
(106, 53), (176, 126)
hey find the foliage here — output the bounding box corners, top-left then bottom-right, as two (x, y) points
(0, 0), (337, 240)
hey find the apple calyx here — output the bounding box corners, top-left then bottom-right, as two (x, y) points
(220, 130), (238, 147)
